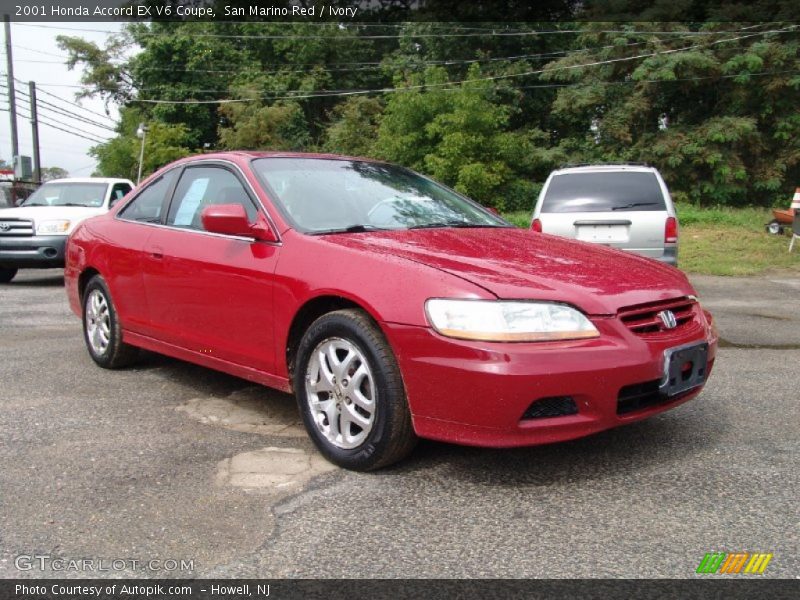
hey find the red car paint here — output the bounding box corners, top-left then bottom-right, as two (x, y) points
(65, 152), (717, 447)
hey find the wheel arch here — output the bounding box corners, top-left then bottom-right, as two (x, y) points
(78, 267), (102, 302)
(284, 293), (384, 382)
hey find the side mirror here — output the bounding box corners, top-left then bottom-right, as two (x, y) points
(486, 206), (500, 216)
(201, 204), (278, 242)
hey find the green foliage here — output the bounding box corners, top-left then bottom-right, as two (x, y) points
(41, 167), (69, 181)
(62, 14), (799, 209)
(375, 65), (559, 209)
(543, 21), (800, 206)
(218, 101), (311, 151)
(90, 108), (192, 180)
(323, 97), (384, 157)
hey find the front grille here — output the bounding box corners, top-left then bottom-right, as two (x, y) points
(0, 219), (34, 237)
(618, 297), (697, 336)
(521, 396), (578, 420)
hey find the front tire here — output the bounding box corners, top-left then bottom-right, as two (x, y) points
(294, 309), (417, 471)
(0, 267), (17, 283)
(82, 275), (139, 369)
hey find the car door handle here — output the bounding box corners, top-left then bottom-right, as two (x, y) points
(150, 246), (164, 259)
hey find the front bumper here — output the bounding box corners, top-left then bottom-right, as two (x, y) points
(0, 235), (67, 268)
(384, 315), (716, 447)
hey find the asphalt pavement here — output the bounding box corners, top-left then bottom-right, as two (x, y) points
(0, 269), (797, 579)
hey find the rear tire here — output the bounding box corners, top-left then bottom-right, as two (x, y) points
(82, 274), (139, 369)
(294, 309), (417, 471)
(0, 267), (17, 283)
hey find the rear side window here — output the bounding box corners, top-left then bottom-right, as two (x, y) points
(109, 182), (132, 207)
(118, 170), (177, 223)
(541, 172), (666, 213)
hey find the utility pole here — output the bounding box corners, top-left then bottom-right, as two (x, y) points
(28, 81), (40, 183)
(136, 122), (148, 184)
(3, 15), (19, 164)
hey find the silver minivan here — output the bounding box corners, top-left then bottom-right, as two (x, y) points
(531, 164), (678, 265)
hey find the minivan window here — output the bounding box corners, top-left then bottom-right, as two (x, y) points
(541, 172), (666, 213)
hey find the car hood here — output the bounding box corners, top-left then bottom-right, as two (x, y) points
(0, 205), (106, 232)
(321, 227), (694, 315)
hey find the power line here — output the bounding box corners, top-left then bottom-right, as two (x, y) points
(19, 37), (668, 75)
(35, 117), (110, 144)
(13, 104), (111, 144)
(126, 25), (798, 104)
(14, 22), (774, 39)
(12, 86), (117, 131)
(14, 81), (116, 124)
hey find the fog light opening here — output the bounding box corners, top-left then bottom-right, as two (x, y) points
(521, 396), (578, 420)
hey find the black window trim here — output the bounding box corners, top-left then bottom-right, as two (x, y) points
(115, 159), (281, 244)
(164, 162), (260, 231)
(116, 166), (182, 225)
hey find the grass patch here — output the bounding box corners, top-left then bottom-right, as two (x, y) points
(502, 211), (531, 228)
(501, 204), (800, 276)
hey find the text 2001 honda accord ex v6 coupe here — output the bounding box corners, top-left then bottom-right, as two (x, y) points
(65, 153), (718, 471)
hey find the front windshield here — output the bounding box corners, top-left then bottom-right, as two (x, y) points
(21, 183), (108, 208)
(251, 158), (508, 233)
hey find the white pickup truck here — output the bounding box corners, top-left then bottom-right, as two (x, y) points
(0, 177), (134, 283)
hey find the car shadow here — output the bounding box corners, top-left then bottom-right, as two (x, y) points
(9, 274), (65, 287)
(392, 413), (712, 486)
(133, 351), (259, 397)
(126, 351), (713, 483)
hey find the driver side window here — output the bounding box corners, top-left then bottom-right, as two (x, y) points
(166, 166), (258, 231)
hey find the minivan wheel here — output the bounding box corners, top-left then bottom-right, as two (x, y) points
(766, 220), (784, 235)
(294, 309), (417, 471)
(82, 275), (139, 368)
(0, 267), (17, 283)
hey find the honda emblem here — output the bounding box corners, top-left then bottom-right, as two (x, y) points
(658, 310), (678, 329)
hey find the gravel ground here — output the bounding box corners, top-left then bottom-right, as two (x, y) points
(0, 269), (797, 579)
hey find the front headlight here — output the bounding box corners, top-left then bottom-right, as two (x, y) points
(425, 299), (599, 342)
(36, 220), (71, 234)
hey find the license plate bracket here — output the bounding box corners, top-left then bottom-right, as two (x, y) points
(660, 342), (709, 397)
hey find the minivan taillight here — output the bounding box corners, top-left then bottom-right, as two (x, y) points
(665, 217), (678, 243)
(531, 218), (542, 232)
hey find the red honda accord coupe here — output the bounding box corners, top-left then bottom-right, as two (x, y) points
(65, 152), (717, 470)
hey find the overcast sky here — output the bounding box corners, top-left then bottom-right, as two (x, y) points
(1, 21), (126, 176)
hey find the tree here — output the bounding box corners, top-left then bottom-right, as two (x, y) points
(41, 167), (69, 181)
(218, 100), (311, 151)
(376, 65), (562, 209)
(90, 107), (192, 180)
(323, 97), (384, 157)
(541, 21), (800, 205)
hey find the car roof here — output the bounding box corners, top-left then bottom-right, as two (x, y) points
(44, 177), (134, 184)
(176, 151), (384, 164)
(551, 165), (658, 175)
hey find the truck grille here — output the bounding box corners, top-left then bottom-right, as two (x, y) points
(0, 219), (34, 237)
(618, 297), (697, 336)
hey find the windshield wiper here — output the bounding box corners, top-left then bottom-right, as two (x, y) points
(408, 221), (509, 230)
(60, 203), (92, 207)
(310, 224), (391, 235)
(610, 202), (658, 211)
(21, 203), (48, 207)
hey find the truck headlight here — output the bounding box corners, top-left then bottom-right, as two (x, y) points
(425, 299), (599, 342)
(36, 220), (71, 234)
